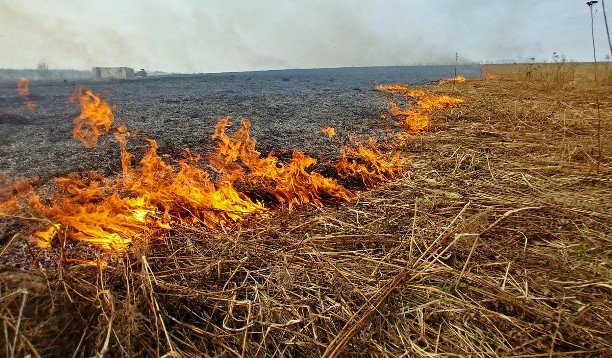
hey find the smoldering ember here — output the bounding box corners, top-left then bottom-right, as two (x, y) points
(0, 1), (611, 357)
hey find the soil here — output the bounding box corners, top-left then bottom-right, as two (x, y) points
(0, 65), (481, 182)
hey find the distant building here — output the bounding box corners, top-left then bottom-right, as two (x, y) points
(93, 67), (135, 79)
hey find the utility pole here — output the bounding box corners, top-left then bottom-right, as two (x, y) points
(454, 52), (458, 78)
(587, 1), (602, 172)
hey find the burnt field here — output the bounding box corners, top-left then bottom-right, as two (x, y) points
(0, 64), (610, 357)
(0, 65), (480, 181)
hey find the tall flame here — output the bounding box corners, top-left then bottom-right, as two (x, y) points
(210, 118), (353, 209)
(30, 129), (267, 252)
(16, 78), (37, 110)
(70, 88), (115, 148)
(17, 78), (28, 98)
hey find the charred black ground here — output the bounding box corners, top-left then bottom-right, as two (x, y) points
(0, 65), (480, 182)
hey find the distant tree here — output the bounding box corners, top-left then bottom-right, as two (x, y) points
(37, 59), (50, 80)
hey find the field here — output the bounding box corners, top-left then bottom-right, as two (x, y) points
(0, 63), (610, 357)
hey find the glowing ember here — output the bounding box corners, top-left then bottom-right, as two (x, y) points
(320, 126), (336, 138)
(69, 88), (115, 148)
(335, 139), (406, 186)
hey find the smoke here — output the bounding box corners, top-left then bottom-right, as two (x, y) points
(0, 0), (604, 73)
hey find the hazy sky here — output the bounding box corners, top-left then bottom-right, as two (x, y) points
(1, 0), (610, 73)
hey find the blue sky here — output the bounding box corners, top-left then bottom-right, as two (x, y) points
(0, 0), (610, 72)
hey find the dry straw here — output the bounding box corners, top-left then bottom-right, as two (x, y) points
(0, 64), (610, 357)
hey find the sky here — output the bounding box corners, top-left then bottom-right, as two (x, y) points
(0, 0), (611, 73)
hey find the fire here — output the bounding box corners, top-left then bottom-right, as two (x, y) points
(320, 126), (336, 138)
(16, 78), (37, 110)
(69, 88), (115, 148)
(335, 139), (406, 186)
(484, 73), (499, 80)
(34, 224), (60, 249)
(21, 91), (269, 252)
(388, 102), (431, 132)
(23, 90), (356, 251)
(375, 83), (410, 94)
(29, 130), (268, 251)
(437, 75), (467, 84)
(17, 78), (28, 98)
(376, 83), (464, 132)
(210, 118), (353, 209)
(4, 83), (433, 254)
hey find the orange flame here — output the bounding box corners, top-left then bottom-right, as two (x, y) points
(320, 126), (336, 138)
(30, 132), (268, 251)
(335, 139), (406, 186)
(376, 83), (464, 132)
(16, 78), (37, 110)
(437, 75), (467, 84)
(375, 83), (411, 94)
(28, 95), (353, 251)
(388, 103), (431, 132)
(69, 89), (114, 148)
(17, 78), (28, 98)
(210, 118), (353, 209)
(484, 73), (499, 80)
(7, 85), (426, 254)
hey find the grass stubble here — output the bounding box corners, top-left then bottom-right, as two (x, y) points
(0, 62), (610, 357)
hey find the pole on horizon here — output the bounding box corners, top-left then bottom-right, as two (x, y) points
(454, 52), (458, 78)
(587, 1), (602, 172)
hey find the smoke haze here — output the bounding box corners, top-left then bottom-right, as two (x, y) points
(0, 0), (609, 73)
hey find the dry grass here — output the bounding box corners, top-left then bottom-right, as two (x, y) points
(0, 66), (611, 357)
(484, 62), (612, 90)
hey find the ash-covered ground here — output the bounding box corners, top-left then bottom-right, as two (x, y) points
(0, 65), (480, 182)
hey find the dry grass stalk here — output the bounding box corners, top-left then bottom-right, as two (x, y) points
(0, 64), (610, 357)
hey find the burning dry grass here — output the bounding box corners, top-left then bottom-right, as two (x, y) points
(437, 74), (467, 84)
(0, 68), (611, 357)
(334, 138), (406, 186)
(16, 78), (37, 111)
(2, 87), (414, 254)
(376, 83), (464, 132)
